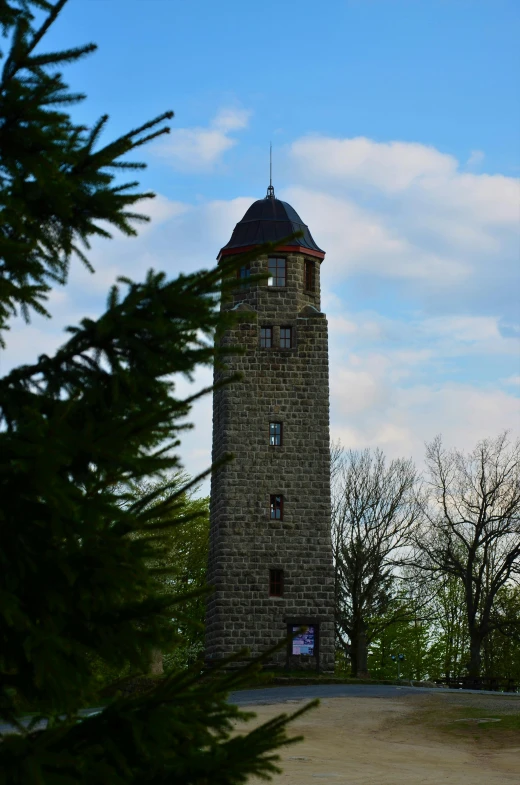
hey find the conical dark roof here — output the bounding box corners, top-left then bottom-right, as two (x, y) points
(218, 188), (325, 260)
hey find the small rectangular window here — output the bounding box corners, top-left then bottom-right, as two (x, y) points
(269, 569), (284, 597)
(270, 494), (284, 520)
(268, 257), (286, 287)
(260, 326), (273, 348)
(280, 326), (292, 349)
(304, 260), (315, 291)
(237, 263), (251, 287)
(269, 422), (282, 446)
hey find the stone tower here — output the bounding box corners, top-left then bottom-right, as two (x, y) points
(205, 185), (335, 672)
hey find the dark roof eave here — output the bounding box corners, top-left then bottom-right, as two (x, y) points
(217, 244), (325, 262)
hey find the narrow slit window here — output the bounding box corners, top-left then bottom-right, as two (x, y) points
(237, 263), (251, 286)
(304, 260), (315, 291)
(269, 569), (284, 597)
(280, 326), (292, 349)
(269, 422), (282, 446)
(260, 326), (273, 348)
(270, 494), (284, 520)
(268, 257), (286, 287)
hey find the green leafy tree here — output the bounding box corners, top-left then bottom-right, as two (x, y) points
(393, 562), (470, 682)
(481, 585), (520, 683)
(365, 576), (438, 683)
(368, 578), (520, 686)
(126, 474), (211, 675)
(87, 474), (210, 694)
(428, 571), (469, 681)
(367, 612), (429, 681)
(0, 2), (314, 782)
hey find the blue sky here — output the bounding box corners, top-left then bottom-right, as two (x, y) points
(3, 0), (519, 488)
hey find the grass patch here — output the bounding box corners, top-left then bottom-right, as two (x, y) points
(235, 669), (403, 689)
(411, 698), (520, 747)
(444, 706), (520, 733)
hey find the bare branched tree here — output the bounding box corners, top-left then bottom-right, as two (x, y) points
(332, 444), (421, 677)
(413, 432), (520, 678)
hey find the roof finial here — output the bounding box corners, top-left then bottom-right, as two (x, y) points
(266, 142), (275, 199)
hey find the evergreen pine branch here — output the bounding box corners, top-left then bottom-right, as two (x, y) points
(0, 4), (319, 780)
(25, 42), (97, 70)
(84, 112), (108, 153)
(22, 0), (95, 70)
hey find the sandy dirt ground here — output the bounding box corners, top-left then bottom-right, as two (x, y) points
(233, 691), (520, 784)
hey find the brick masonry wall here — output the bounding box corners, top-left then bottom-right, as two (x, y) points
(205, 252), (335, 672)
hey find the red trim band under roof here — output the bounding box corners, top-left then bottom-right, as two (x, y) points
(217, 244), (325, 262)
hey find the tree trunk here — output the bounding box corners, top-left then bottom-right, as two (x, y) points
(149, 647), (164, 676)
(351, 620), (369, 678)
(467, 633), (482, 679)
(356, 628), (369, 678)
(350, 643), (358, 678)
(444, 637), (452, 682)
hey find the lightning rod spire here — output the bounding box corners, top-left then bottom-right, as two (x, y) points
(267, 142), (275, 198)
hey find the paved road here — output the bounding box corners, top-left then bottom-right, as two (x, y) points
(228, 683), (520, 705)
(0, 706), (101, 736)
(2, 684), (518, 735)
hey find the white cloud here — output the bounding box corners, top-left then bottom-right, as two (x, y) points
(212, 107), (250, 133)
(282, 186), (471, 286)
(290, 137), (519, 229)
(291, 135), (456, 193)
(285, 135), (519, 319)
(419, 315), (519, 354)
(466, 149), (485, 168)
(153, 107), (251, 171)
(327, 304), (520, 467)
(440, 172), (520, 225)
(330, 368), (520, 468)
(328, 310), (519, 365)
(136, 194), (189, 228)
